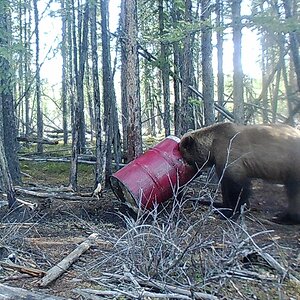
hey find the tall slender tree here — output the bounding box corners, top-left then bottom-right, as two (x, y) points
(181, 0), (194, 134)
(201, 0), (215, 125)
(158, 0), (170, 136)
(232, 0), (244, 124)
(91, 0), (103, 187)
(61, 0), (68, 145)
(216, 0), (224, 122)
(121, 0), (142, 161)
(101, 0), (121, 182)
(33, 0), (43, 152)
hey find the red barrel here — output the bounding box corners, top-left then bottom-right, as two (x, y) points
(109, 136), (196, 210)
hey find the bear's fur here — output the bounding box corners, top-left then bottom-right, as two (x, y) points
(179, 122), (300, 224)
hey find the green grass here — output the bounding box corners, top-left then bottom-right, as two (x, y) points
(21, 161), (95, 189)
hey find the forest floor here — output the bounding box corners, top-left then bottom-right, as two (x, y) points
(0, 158), (300, 299)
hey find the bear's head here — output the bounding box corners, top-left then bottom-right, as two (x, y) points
(179, 130), (214, 169)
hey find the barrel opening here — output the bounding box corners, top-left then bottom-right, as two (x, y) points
(109, 176), (139, 212)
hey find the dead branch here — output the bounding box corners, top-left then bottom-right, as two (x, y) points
(95, 273), (219, 300)
(73, 287), (193, 299)
(25, 237), (112, 250)
(17, 136), (58, 145)
(0, 261), (45, 277)
(18, 156), (126, 167)
(0, 192), (37, 210)
(0, 283), (67, 299)
(39, 233), (98, 287)
(14, 187), (96, 201)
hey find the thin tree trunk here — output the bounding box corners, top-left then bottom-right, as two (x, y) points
(33, 0), (43, 153)
(171, 1), (182, 136)
(181, 0), (194, 134)
(90, 1), (103, 187)
(158, 0), (170, 136)
(77, 1), (89, 153)
(101, 0), (121, 183)
(121, 0), (142, 161)
(232, 0), (244, 124)
(0, 138), (16, 208)
(61, 0), (68, 145)
(216, 0), (224, 122)
(201, 0), (214, 125)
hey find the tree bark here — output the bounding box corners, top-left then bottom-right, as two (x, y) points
(201, 0), (215, 125)
(101, 0), (121, 183)
(61, 0), (68, 145)
(181, 0), (194, 134)
(121, 0), (142, 161)
(90, 2), (103, 187)
(216, 0), (224, 122)
(158, 0), (170, 136)
(232, 0), (244, 124)
(33, 0), (43, 153)
(0, 0), (21, 185)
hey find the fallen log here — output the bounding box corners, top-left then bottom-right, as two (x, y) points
(17, 136), (58, 145)
(39, 233), (98, 287)
(14, 187), (96, 201)
(0, 283), (67, 299)
(18, 156), (125, 166)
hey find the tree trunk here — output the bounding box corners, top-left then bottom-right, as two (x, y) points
(77, 1), (89, 153)
(61, 0), (68, 145)
(90, 0), (103, 187)
(216, 0), (224, 122)
(232, 0), (244, 124)
(33, 0), (43, 153)
(121, 0), (142, 161)
(0, 138), (16, 208)
(181, 0), (194, 134)
(0, 0), (21, 185)
(171, 1), (182, 136)
(101, 0), (121, 183)
(283, 0), (300, 121)
(158, 0), (170, 136)
(201, 0), (215, 125)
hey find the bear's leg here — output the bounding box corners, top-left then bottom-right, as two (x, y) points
(220, 176), (251, 218)
(273, 182), (300, 224)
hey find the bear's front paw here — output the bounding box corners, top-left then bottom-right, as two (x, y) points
(271, 212), (300, 225)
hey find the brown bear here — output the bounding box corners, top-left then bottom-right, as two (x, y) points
(179, 122), (300, 224)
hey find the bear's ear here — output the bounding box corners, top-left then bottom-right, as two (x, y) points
(180, 135), (195, 150)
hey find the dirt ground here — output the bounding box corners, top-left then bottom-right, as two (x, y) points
(0, 174), (300, 299)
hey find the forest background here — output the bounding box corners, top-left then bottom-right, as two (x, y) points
(0, 0), (299, 203)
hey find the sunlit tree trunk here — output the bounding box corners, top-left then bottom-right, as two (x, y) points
(232, 0), (244, 124)
(201, 0), (214, 125)
(61, 0), (68, 145)
(216, 0), (224, 122)
(121, 0), (142, 161)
